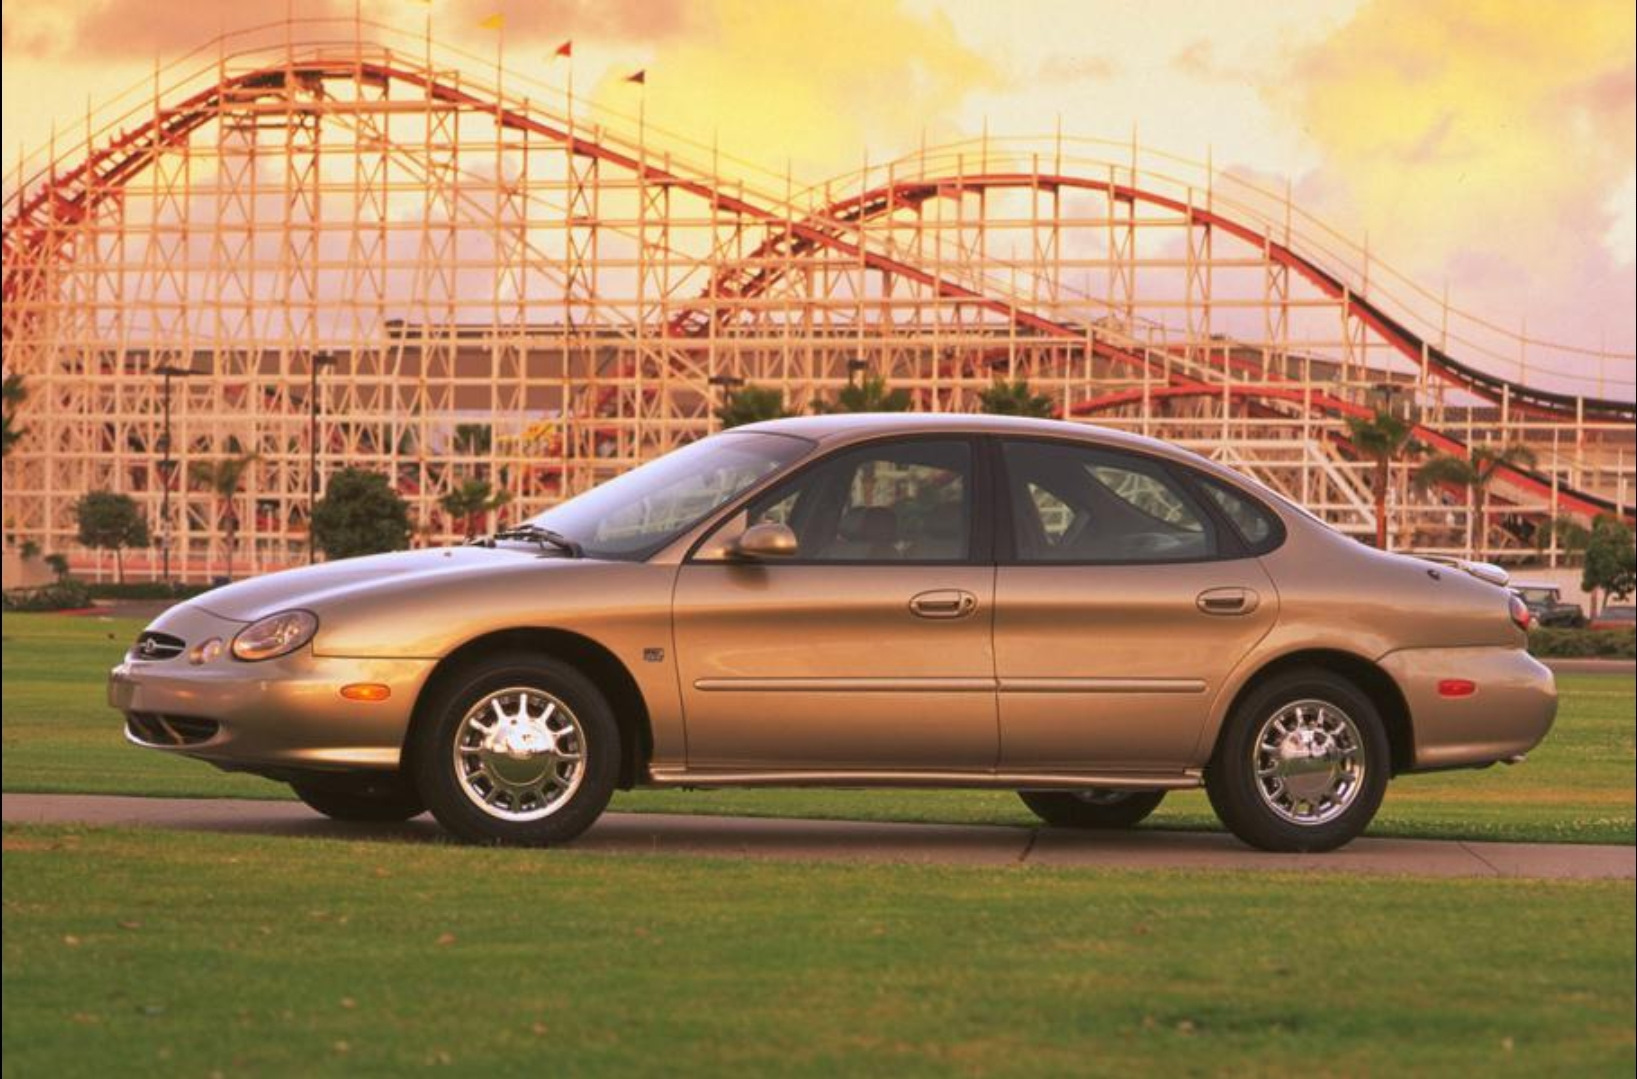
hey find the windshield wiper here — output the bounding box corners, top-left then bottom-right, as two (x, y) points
(488, 524), (585, 558)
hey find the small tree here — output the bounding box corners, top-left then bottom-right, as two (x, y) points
(44, 553), (70, 581)
(1413, 443), (1537, 559)
(311, 468), (413, 561)
(716, 384), (793, 429)
(1582, 514), (1636, 614)
(978, 378), (1054, 418)
(73, 491), (150, 583)
(440, 479), (512, 541)
(1, 373), (26, 458)
(190, 453), (259, 580)
(1344, 407), (1416, 550)
(818, 373), (911, 414)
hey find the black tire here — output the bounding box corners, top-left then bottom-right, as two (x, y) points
(410, 652), (620, 845)
(1205, 667), (1389, 853)
(291, 779), (425, 822)
(1018, 789), (1167, 829)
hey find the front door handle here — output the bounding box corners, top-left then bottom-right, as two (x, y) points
(909, 589), (978, 620)
(1196, 587), (1259, 616)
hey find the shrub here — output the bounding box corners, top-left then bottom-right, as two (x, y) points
(1527, 627), (1637, 660)
(2, 578), (94, 612)
(84, 581), (214, 601)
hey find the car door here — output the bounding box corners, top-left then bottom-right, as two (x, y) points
(993, 438), (1279, 771)
(672, 436), (998, 771)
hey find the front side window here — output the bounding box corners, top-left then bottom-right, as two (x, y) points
(529, 432), (811, 560)
(745, 439), (973, 562)
(1002, 440), (1217, 563)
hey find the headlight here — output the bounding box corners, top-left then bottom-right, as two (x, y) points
(231, 610), (319, 662)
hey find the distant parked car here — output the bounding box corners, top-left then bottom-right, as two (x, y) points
(109, 415), (1558, 853)
(1588, 605), (1636, 632)
(1510, 583), (1586, 629)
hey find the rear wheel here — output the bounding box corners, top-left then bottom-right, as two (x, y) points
(1018, 789), (1167, 829)
(1206, 667), (1389, 852)
(411, 653), (619, 845)
(291, 779), (424, 822)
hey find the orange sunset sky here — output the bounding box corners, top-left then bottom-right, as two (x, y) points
(3, 0), (1634, 358)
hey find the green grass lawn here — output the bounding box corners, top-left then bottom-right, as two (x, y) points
(3, 824), (1633, 1077)
(4, 611), (1633, 844)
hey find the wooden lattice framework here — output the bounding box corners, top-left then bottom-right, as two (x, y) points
(3, 21), (1633, 580)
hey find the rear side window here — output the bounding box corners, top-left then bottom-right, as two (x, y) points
(1197, 476), (1281, 552)
(1001, 440), (1217, 563)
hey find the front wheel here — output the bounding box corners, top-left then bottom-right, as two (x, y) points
(1205, 668), (1389, 852)
(411, 653), (620, 845)
(1018, 789), (1167, 829)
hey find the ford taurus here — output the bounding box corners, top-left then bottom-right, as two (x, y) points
(109, 414), (1557, 851)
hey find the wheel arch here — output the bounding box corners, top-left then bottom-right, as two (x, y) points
(403, 627), (654, 789)
(1210, 648), (1414, 775)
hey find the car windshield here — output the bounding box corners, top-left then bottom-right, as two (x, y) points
(1516, 587), (1558, 604)
(525, 432), (812, 560)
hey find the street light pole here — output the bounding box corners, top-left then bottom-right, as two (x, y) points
(308, 351), (336, 565)
(153, 364), (193, 583)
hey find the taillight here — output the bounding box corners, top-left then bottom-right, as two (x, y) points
(1508, 594), (1531, 632)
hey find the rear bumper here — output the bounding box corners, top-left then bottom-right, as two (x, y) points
(108, 605), (434, 773)
(1379, 646), (1558, 771)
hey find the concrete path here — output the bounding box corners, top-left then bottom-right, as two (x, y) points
(5, 792), (1632, 879)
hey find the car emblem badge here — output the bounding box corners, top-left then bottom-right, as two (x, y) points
(643, 648), (665, 663)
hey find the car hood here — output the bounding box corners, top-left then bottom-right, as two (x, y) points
(192, 545), (549, 622)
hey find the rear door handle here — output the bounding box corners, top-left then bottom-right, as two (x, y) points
(1196, 587), (1259, 616)
(909, 589), (978, 619)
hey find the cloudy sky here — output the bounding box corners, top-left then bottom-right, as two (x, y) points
(4, 0), (1633, 360)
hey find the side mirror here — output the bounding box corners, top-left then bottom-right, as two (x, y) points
(727, 522), (799, 561)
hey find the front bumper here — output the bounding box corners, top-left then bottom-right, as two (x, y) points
(1379, 646), (1558, 771)
(108, 606), (435, 774)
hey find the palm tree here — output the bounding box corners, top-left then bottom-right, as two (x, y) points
(1343, 407), (1416, 550)
(1534, 514), (1591, 565)
(452, 423), (493, 456)
(716, 384), (793, 429)
(818, 373), (911, 414)
(440, 479), (512, 541)
(191, 452), (260, 579)
(1, 373), (27, 458)
(1414, 443), (1538, 559)
(978, 378), (1054, 418)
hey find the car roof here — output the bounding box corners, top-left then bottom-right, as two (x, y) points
(736, 413), (1196, 460)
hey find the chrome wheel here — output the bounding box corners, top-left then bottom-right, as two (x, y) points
(453, 687), (586, 822)
(1252, 698), (1366, 826)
